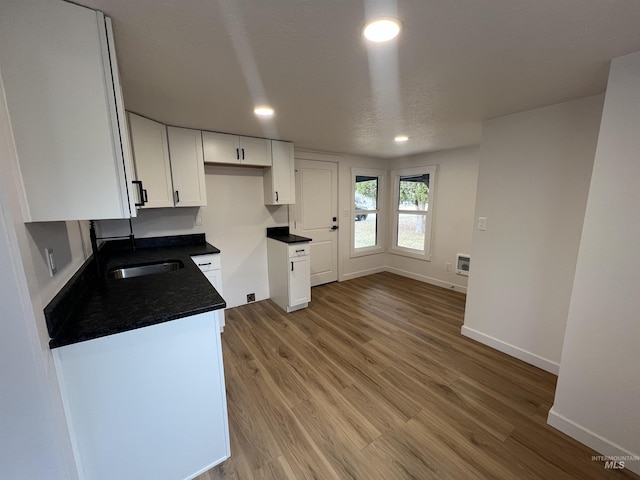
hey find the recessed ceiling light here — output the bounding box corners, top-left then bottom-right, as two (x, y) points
(394, 135), (409, 142)
(254, 106), (274, 117)
(363, 18), (401, 43)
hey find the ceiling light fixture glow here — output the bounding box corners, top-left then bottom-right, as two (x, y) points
(254, 106), (274, 117)
(363, 18), (401, 43)
(394, 135), (409, 142)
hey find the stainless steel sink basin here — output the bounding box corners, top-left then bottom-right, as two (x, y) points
(107, 260), (184, 279)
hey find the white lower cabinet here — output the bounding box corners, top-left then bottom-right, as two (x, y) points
(192, 254), (225, 330)
(53, 312), (229, 480)
(267, 239), (311, 312)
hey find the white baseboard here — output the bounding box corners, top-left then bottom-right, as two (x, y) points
(385, 267), (468, 294)
(460, 325), (559, 374)
(547, 408), (640, 475)
(341, 266), (386, 282)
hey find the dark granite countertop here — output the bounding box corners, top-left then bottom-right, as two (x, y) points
(266, 226), (312, 244)
(46, 234), (225, 349)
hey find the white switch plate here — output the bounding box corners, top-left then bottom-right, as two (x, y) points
(195, 215), (204, 226)
(45, 248), (57, 277)
(343, 209), (349, 218)
(477, 217), (487, 231)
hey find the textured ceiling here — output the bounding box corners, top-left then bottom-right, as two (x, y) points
(75, 0), (640, 159)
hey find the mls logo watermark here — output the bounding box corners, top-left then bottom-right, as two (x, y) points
(592, 454), (639, 470)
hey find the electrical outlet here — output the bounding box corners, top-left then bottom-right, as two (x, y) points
(246, 293), (255, 303)
(445, 262), (452, 272)
(477, 216), (487, 231)
(195, 215), (204, 226)
(45, 248), (57, 277)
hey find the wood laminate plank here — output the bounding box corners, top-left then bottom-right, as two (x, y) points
(197, 273), (639, 480)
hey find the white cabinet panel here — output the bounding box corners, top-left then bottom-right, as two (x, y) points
(264, 140), (295, 205)
(240, 136), (272, 166)
(0, 2), (136, 221)
(202, 131), (241, 165)
(127, 113), (173, 208)
(203, 131), (271, 166)
(289, 256), (311, 306)
(53, 313), (230, 480)
(167, 127), (207, 207)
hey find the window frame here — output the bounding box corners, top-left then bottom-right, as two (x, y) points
(389, 165), (437, 261)
(350, 168), (386, 258)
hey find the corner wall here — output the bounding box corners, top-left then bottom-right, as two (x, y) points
(548, 52), (640, 475)
(387, 146), (480, 292)
(462, 95), (604, 374)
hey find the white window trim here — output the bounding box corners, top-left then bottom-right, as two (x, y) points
(350, 168), (386, 258)
(389, 165), (437, 261)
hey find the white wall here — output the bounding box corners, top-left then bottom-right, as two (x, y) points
(548, 53), (640, 475)
(335, 152), (390, 281)
(387, 146), (479, 292)
(201, 165), (288, 307)
(462, 95), (604, 374)
(0, 70), (78, 479)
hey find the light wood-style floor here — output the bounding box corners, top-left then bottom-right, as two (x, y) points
(197, 272), (638, 480)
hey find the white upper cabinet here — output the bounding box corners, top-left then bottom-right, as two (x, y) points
(127, 113), (174, 208)
(202, 132), (272, 167)
(167, 127), (207, 207)
(0, 1), (136, 222)
(264, 141), (296, 205)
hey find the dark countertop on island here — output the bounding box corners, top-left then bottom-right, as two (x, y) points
(45, 234), (225, 349)
(266, 226), (312, 244)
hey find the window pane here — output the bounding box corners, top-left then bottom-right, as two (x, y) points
(354, 213), (377, 249)
(397, 213), (425, 250)
(398, 174), (429, 211)
(355, 176), (378, 210)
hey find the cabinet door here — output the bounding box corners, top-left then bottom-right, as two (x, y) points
(289, 257), (311, 307)
(0, 3), (135, 221)
(265, 141), (295, 204)
(202, 132), (241, 165)
(240, 137), (272, 166)
(167, 127), (207, 207)
(128, 113), (174, 208)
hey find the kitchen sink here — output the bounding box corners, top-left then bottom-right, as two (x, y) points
(107, 260), (184, 279)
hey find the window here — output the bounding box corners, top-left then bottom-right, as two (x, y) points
(391, 165), (436, 260)
(352, 169), (385, 256)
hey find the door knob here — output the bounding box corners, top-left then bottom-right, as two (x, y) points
(331, 225), (339, 231)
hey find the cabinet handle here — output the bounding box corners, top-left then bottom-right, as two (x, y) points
(236, 148), (240, 160)
(291, 261), (294, 272)
(242, 148), (245, 160)
(198, 262), (212, 266)
(132, 180), (145, 206)
(175, 190), (180, 203)
(143, 189), (148, 203)
(275, 191), (279, 202)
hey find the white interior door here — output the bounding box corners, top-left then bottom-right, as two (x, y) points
(290, 159), (338, 286)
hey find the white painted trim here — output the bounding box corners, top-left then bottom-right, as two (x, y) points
(385, 266), (468, 294)
(461, 325), (559, 374)
(341, 266), (386, 282)
(547, 408), (640, 476)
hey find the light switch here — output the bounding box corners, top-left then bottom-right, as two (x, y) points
(343, 209), (349, 218)
(477, 217), (487, 231)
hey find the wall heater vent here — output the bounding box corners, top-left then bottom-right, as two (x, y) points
(456, 254), (470, 276)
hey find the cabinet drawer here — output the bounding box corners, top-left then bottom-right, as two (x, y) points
(192, 254), (221, 272)
(288, 244), (310, 257)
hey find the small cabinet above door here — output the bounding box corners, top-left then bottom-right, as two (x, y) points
(203, 132), (272, 167)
